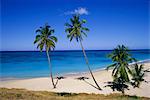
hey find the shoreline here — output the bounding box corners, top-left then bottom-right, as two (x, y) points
(1, 59), (150, 81)
(0, 61), (150, 97)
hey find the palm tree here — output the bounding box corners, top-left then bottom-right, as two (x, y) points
(65, 14), (101, 90)
(131, 64), (148, 88)
(107, 45), (136, 82)
(34, 24), (57, 88)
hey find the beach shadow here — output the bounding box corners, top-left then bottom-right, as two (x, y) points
(56, 92), (77, 96)
(54, 76), (66, 87)
(76, 77), (102, 90)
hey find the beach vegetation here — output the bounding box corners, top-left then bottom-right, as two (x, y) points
(107, 45), (136, 82)
(65, 14), (102, 90)
(1, 88), (149, 100)
(130, 64), (149, 88)
(34, 23), (58, 88)
(106, 45), (149, 94)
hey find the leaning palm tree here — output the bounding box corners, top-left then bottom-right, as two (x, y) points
(107, 45), (136, 82)
(65, 14), (101, 90)
(34, 24), (57, 88)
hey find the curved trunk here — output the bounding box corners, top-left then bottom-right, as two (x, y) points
(79, 39), (102, 90)
(46, 50), (56, 88)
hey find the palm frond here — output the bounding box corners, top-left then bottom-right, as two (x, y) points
(106, 63), (116, 70)
(36, 29), (42, 33)
(65, 15), (89, 42)
(81, 31), (87, 37)
(34, 24), (57, 52)
(50, 36), (58, 42)
(81, 27), (89, 31)
(37, 41), (44, 52)
(65, 23), (72, 27)
(34, 35), (42, 44)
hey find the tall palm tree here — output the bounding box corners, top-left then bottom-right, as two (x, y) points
(34, 24), (57, 88)
(107, 45), (136, 82)
(65, 14), (101, 90)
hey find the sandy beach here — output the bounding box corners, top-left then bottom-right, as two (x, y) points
(0, 62), (150, 98)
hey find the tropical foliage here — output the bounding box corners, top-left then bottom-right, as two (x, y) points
(107, 45), (136, 82)
(65, 15), (89, 42)
(65, 14), (101, 90)
(106, 45), (149, 94)
(34, 24), (57, 88)
(131, 64), (148, 88)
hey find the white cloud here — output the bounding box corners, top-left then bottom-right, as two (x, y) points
(65, 7), (89, 15)
(74, 7), (89, 15)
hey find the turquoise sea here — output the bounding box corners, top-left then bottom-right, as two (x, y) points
(0, 50), (150, 79)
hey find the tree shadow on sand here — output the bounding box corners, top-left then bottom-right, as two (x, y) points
(76, 77), (102, 90)
(104, 77), (129, 94)
(54, 76), (66, 87)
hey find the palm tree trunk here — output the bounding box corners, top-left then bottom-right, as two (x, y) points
(79, 39), (102, 90)
(46, 50), (56, 88)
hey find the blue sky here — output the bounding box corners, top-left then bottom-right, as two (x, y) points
(1, 0), (149, 51)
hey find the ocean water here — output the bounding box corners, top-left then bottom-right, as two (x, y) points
(0, 50), (150, 79)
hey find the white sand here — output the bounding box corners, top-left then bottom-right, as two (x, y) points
(0, 62), (150, 97)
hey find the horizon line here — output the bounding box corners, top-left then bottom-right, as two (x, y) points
(0, 49), (150, 52)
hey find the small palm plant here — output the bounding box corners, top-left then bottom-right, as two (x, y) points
(107, 45), (136, 82)
(131, 64), (148, 88)
(65, 14), (101, 90)
(34, 24), (57, 88)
